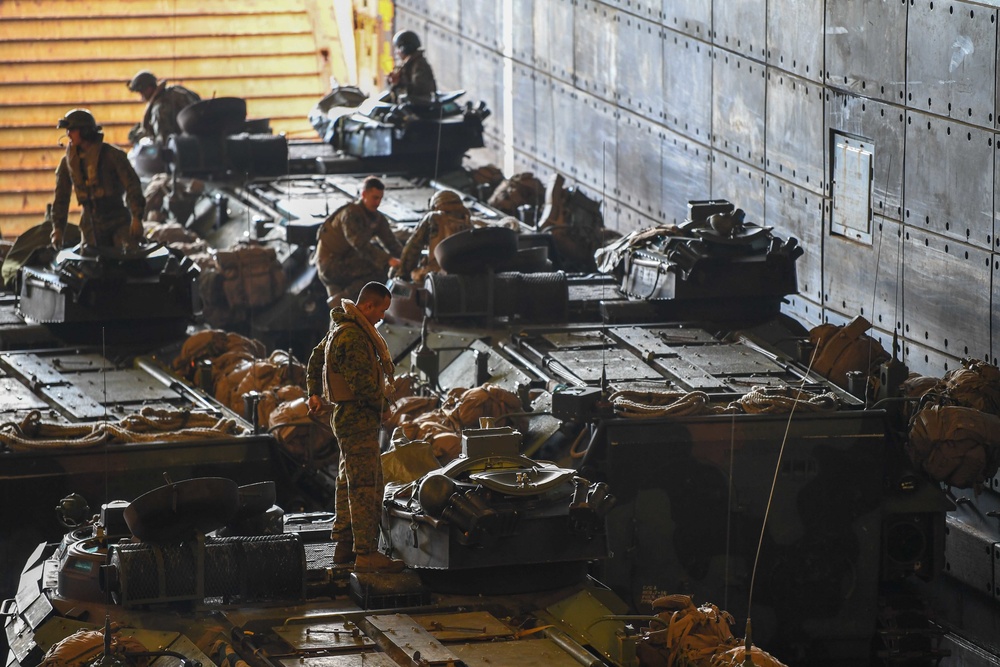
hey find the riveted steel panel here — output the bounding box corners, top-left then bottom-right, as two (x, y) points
(551, 81), (577, 175)
(512, 154), (547, 182)
(395, 0), (428, 17)
(991, 252), (1000, 364)
(426, 0), (459, 32)
(424, 23), (462, 91)
(710, 152), (765, 224)
(534, 0), (575, 81)
(826, 91), (906, 221)
(662, 131), (712, 224)
(662, 0), (711, 40)
(535, 74), (556, 165)
(944, 515), (998, 598)
(574, 93), (619, 196)
(460, 0), (501, 52)
(782, 294), (823, 329)
(461, 42), (502, 135)
(616, 110), (661, 220)
(663, 31), (713, 141)
(548, 348), (660, 383)
(907, 0), (997, 128)
(765, 70), (826, 195)
(0, 377), (48, 413)
(713, 0), (766, 61)
(511, 64), (537, 154)
(366, 615), (459, 665)
(712, 50), (766, 169)
(766, 0), (823, 82)
(993, 139), (1000, 252)
(673, 343), (789, 377)
(616, 14), (663, 117)
(825, 0), (907, 104)
(824, 214), (902, 332)
(615, 205), (654, 235)
(903, 111), (994, 249)
(510, 0), (535, 62)
(574, 1), (618, 102)
(614, 0), (662, 21)
(902, 335), (966, 378)
(902, 230), (991, 364)
(764, 178), (824, 303)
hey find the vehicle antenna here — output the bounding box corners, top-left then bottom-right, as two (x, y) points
(432, 94), (446, 182)
(725, 411), (735, 612)
(744, 341), (820, 656)
(102, 325), (109, 513)
(601, 141), (608, 396)
(866, 150), (892, 408)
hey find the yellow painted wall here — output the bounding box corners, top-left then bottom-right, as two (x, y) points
(0, 0), (383, 238)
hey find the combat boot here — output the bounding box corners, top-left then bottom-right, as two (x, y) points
(333, 540), (355, 565)
(354, 551), (406, 573)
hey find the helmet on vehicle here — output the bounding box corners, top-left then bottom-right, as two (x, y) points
(127, 70), (158, 92)
(392, 30), (421, 56)
(57, 108), (101, 131)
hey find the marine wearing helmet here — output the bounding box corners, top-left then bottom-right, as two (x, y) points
(393, 189), (472, 282)
(51, 108), (145, 250)
(386, 30), (437, 106)
(126, 69), (201, 146)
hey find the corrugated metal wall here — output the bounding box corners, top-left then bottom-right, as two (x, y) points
(396, 0), (1000, 378)
(0, 0), (345, 237)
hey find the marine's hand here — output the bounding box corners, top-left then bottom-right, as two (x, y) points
(387, 69), (401, 85)
(51, 228), (63, 250)
(388, 257), (402, 269)
(129, 216), (144, 240)
(307, 394), (323, 415)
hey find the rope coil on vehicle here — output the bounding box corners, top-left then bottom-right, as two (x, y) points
(734, 385), (839, 414)
(608, 389), (715, 418)
(0, 407), (245, 452)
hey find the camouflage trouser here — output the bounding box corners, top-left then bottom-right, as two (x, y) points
(80, 207), (132, 250)
(330, 453), (350, 542)
(330, 404), (384, 554)
(317, 253), (389, 299)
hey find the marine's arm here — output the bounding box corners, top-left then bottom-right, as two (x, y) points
(374, 214), (403, 256)
(305, 333), (328, 412)
(342, 208), (393, 266)
(397, 217), (430, 277)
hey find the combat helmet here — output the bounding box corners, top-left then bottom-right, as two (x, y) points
(127, 70), (158, 92)
(430, 189), (465, 212)
(392, 30), (421, 56)
(57, 108), (101, 131)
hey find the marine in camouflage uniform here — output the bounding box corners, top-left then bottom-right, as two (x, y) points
(387, 30), (437, 106)
(127, 70), (201, 145)
(313, 176), (402, 299)
(394, 189), (472, 282)
(306, 283), (404, 572)
(51, 109), (145, 250)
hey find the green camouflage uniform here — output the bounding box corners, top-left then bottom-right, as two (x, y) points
(132, 81), (201, 145)
(313, 201), (402, 298)
(52, 139), (145, 248)
(398, 209), (472, 281)
(306, 306), (390, 553)
(389, 51), (437, 105)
